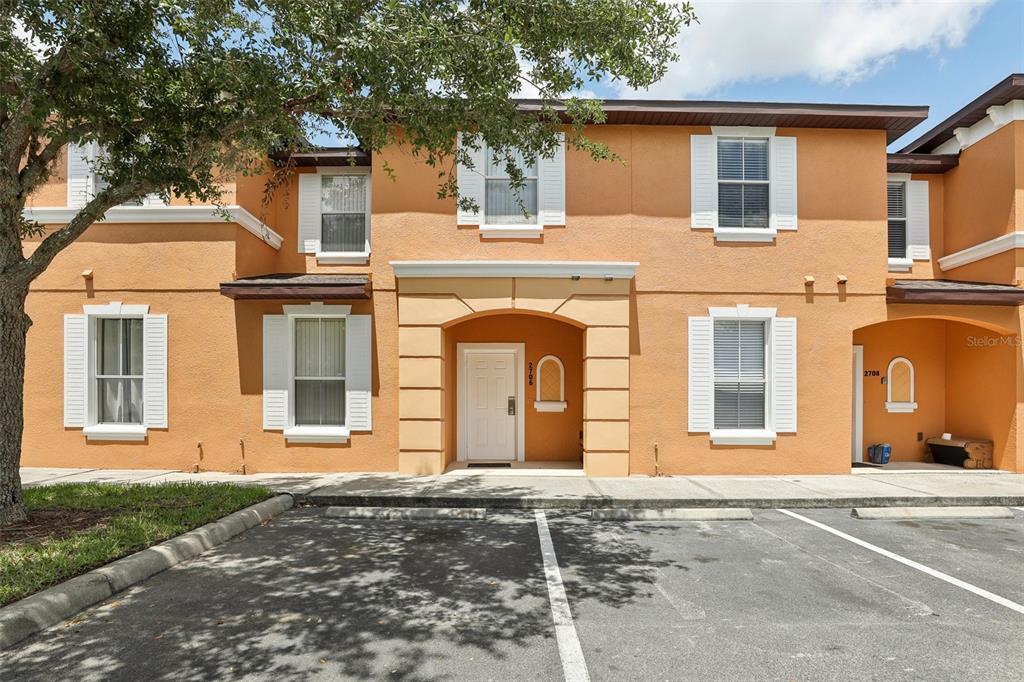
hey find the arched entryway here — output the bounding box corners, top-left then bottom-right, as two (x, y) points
(852, 315), (1020, 471)
(393, 265), (634, 476)
(445, 312), (583, 466)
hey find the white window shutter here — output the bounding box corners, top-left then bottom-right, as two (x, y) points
(67, 143), (92, 208)
(538, 132), (566, 226)
(907, 180), (930, 260)
(63, 314), (88, 427)
(688, 316), (714, 432)
(297, 173), (321, 253)
(772, 317), (797, 433)
(262, 315), (289, 430)
(690, 135), (717, 229)
(456, 133), (485, 225)
(345, 314), (373, 431)
(770, 136), (798, 231)
(143, 314), (168, 428)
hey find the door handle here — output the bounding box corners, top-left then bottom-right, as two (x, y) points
(507, 396), (516, 416)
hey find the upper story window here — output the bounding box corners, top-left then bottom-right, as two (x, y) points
(321, 174), (370, 253)
(887, 181), (907, 259)
(713, 319), (766, 430)
(297, 169), (371, 263)
(484, 148), (538, 226)
(717, 138), (769, 230)
(95, 318), (145, 425)
(455, 132), (565, 238)
(690, 128), (797, 242)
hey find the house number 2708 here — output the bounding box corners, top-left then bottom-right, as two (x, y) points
(863, 370), (880, 377)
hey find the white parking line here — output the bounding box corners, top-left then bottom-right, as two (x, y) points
(534, 510), (590, 682)
(778, 509), (1024, 615)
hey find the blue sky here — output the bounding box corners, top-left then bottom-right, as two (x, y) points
(585, 0), (1023, 150)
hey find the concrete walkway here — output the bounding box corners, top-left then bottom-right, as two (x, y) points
(20, 466), (1024, 509)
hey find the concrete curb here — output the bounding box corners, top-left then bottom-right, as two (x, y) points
(325, 506), (486, 520)
(852, 506), (1014, 520)
(299, 494), (1024, 510)
(0, 494), (293, 651)
(591, 508), (753, 521)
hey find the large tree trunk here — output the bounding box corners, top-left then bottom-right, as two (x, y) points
(0, 279), (30, 526)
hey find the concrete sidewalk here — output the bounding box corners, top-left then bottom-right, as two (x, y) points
(20, 467), (1024, 509)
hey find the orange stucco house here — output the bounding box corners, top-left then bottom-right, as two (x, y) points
(20, 75), (1024, 477)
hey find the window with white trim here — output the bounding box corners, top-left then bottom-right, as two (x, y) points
(885, 356), (917, 413)
(293, 317), (346, 426)
(321, 173), (370, 253)
(717, 138), (769, 230)
(713, 319), (766, 429)
(887, 181), (907, 259)
(95, 318), (144, 425)
(484, 146), (538, 226)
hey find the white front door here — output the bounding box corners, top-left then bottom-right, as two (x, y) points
(852, 345), (864, 463)
(465, 350), (517, 460)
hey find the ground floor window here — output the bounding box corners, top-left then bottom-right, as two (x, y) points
(95, 317), (144, 424)
(293, 317), (346, 426)
(713, 319), (766, 430)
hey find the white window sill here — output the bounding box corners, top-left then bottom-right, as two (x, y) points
(83, 424), (148, 442)
(284, 426), (350, 444)
(713, 228), (777, 243)
(710, 429), (777, 446)
(479, 225), (543, 239)
(887, 258), (913, 272)
(885, 402), (918, 414)
(317, 251), (370, 265)
(534, 401), (567, 413)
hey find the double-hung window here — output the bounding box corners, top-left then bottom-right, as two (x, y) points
(484, 147), (538, 226)
(717, 138), (769, 230)
(321, 174), (370, 254)
(713, 319), (766, 430)
(95, 318), (144, 425)
(887, 181), (907, 260)
(293, 317), (346, 427)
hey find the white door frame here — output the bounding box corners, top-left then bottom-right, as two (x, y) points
(852, 345), (864, 463)
(457, 343), (526, 461)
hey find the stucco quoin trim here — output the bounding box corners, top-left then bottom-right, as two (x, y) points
(389, 260), (639, 279)
(23, 205), (284, 250)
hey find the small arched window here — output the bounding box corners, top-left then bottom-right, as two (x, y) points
(534, 355), (566, 413)
(885, 356), (917, 413)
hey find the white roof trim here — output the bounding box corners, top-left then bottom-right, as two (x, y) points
(938, 231), (1024, 271)
(933, 99), (1024, 154)
(23, 205), (283, 250)
(389, 260), (639, 279)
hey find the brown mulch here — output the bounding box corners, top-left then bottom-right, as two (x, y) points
(0, 508), (115, 545)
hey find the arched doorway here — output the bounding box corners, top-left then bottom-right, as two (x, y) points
(445, 312), (584, 465)
(852, 316), (1019, 471)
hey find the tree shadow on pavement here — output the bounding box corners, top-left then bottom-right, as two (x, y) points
(0, 505), (678, 681)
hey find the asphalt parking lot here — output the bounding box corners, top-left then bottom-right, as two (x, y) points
(2, 507), (1022, 681)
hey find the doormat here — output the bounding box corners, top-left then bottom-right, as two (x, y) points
(466, 462), (513, 468)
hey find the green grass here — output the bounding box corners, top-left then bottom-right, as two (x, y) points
(0, 482), (273, 606)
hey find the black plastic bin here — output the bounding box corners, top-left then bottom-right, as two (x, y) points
(926, 442), (968, 467)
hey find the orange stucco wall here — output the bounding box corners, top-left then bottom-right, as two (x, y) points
(443, 314), (584, 463)
(20, 121), (1024, 475)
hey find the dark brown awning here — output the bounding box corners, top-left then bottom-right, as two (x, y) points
(269, 148), (371, 167)
(887, 279), (1024, 306)
(220, 274), (371, 300)
(886, 153), (959, 175)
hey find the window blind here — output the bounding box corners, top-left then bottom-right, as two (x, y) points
(713, 319), (766, 429)
(484, 147), (538, 225)
(294, 318), (346, 426)
(718, 138), (769, 229)
(321, 175), (368, 252)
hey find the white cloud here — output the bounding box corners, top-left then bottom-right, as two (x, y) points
(617, 0), (992, 98)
